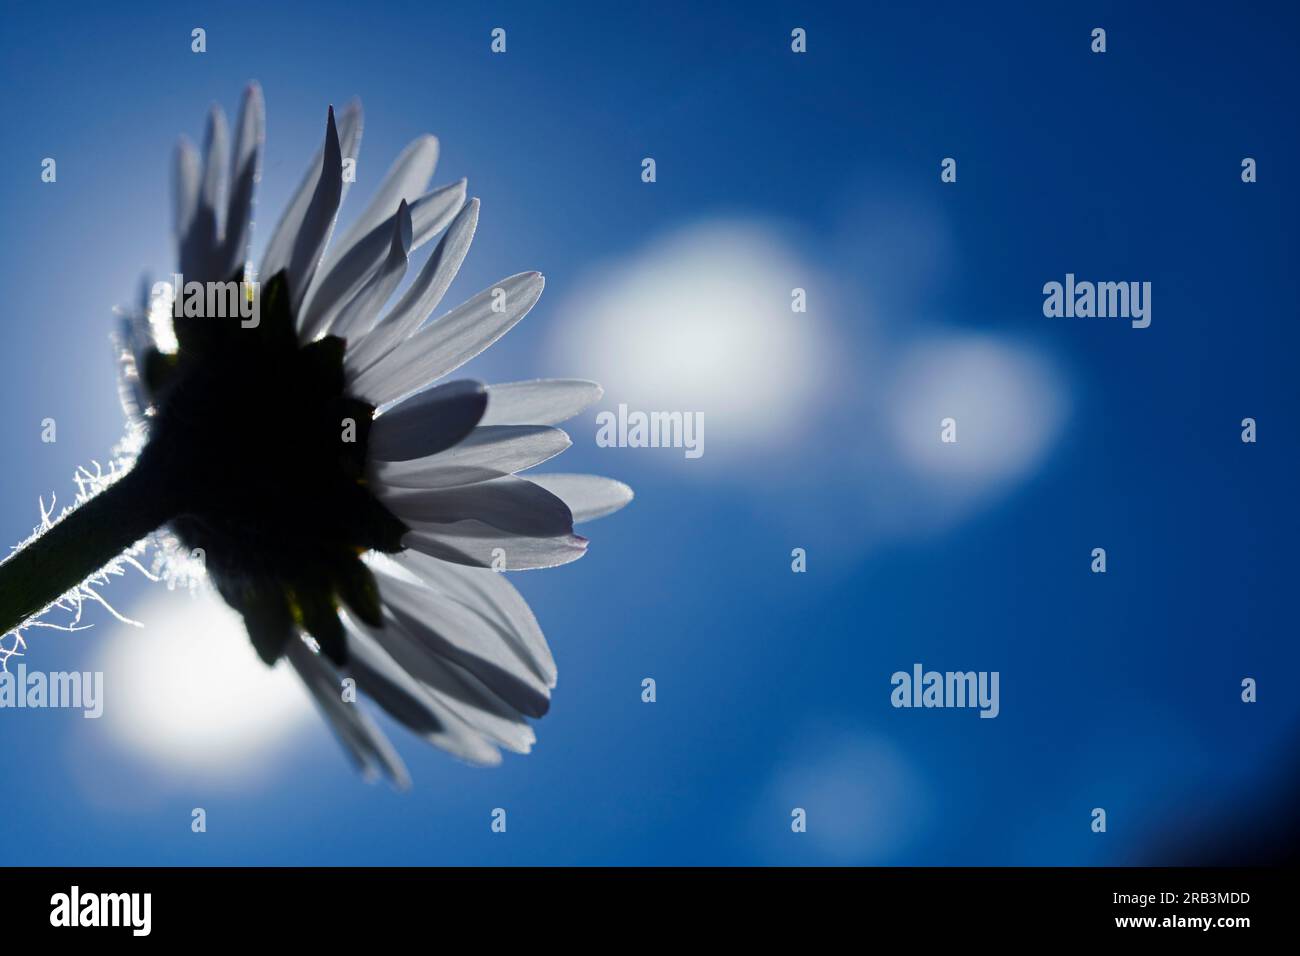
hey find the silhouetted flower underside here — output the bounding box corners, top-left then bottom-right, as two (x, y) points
(0, 85), (632, 786)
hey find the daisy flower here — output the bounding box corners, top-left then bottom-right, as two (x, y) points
(0, 84), (632, 786)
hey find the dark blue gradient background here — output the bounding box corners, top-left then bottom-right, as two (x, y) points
(0, 1), (1296, 864)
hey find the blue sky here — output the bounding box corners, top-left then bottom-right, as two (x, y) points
(0, 1), (1297, 865)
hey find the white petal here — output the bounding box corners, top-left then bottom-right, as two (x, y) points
(480, 379), (604, 426)
(113, 322), (149, 423)
(259, 99), (361, 290)
(526, 474), (634, 523)
(350, 272), (544, 408)
(178, 114), (224, 280)
(199, 105), (229, 239)
(128, 274), (157, 361)
(318, 134), (439, 281)
(389, 548), (556, 686)
(379, 474), (573, 538)
(349, 612), (533, 755)
(284, 107), (344, 313)
(372, 572), (551, 718)
(367, 379), (486, 462)
(219, 83), (264, 279)
(404, 522), (588, 570)
(325, 197), (412, 340)
(334, 98), (364, 206)
(172, 137), (200, 241)
(285, 637), (409, 787)
(343, 617), (502, 766)
(344, 198), (479, 375)
(370, 425), (570, 490)
(299, 180), (466, 340)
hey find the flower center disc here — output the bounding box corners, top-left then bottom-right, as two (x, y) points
(138, 271), (405, 664)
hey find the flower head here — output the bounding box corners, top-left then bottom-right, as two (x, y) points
(99, 85), (632, 784)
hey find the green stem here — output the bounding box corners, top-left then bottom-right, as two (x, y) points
(0, 457), (177, 636)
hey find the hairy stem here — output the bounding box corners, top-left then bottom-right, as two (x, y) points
(0, 457), (176, 637)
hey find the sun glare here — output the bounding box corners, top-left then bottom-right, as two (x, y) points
(98, 587), (313, 775)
